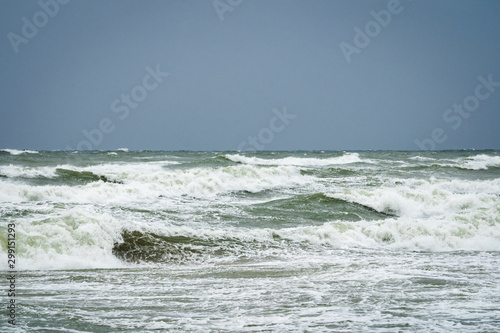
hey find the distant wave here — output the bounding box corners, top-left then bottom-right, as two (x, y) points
(253, 192), (396, 220)
(409, 156), (435, 161)
(407, 154), (500, 170)
(0, 149), (39, 155)
(55, 168), (121, 184)
(325, 178), (500, 219)
(458, 154), (500, 170)
(0, 165), (120, 184)
(225, 152), (363, 166)
(0, 163), (306, 202)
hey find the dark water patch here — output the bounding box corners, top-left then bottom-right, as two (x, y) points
(0, 208), (32, 219)
(410, 277), (450, 286)
(113, 230), (239, 263)
(404, 164), (468, 172)
(163, 155), (238, 170)
(113, 230), (204, 263)
(404, 162), (500, 173)
(243, 193), (395, 227)
(54, 168), (122, 185)
(401, 163), (500, 180)
(300, 167), (357, 178)
(262, 193), (395, 217)
(224, 188), (278, 200)
(112, 229), (287, 264)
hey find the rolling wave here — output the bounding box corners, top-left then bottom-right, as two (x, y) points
(458, 154), (500, 170)
(224, 152), (363, 166)
(245, 193), (396, 225)
(3, 196), (498, 270)
(325, 178), (500, 218)
(1, 150), (498, 270)
(0, 166), (120, 185)
(0, 164), (307, 203)
(0, 149), (39, 155)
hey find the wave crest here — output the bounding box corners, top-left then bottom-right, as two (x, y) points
(0, 149), (39, 155)
(225, 153), (362, 166)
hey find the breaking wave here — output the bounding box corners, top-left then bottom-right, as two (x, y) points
(3, 209), (498, 270)
(0, 163), (307, 203)
(1, 150), (499, 270)
(224, 152), (363, 166)
(458, 154), (500, 170)
(0, 149), (39, 155)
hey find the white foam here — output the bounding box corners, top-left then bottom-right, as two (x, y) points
(2, 198), (499, 271)
(458, 154), (500, 170)
(2, 153), (499, 271)
(0, 164), (57, 178)
(117, 148), (129, 152)
(0, 161), (179, 180)
(167, 208), (500, 251)
(225, 153), (362, 166)
(1, 149), (39, 155)
(0, 207), (127, 270)
(409, 156), (435, 161)
(326, 178), (500, 219)
(0, 164), (307, 203)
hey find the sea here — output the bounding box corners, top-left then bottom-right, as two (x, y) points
(1, 149), (499, 332)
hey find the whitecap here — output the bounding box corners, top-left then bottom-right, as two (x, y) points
(225, 152), (362, 166)
(1, 149), (39, 155)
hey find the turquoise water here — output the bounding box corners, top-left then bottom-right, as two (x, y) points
(1, 149), (499, 332)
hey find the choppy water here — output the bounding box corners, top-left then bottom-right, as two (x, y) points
(1, 149), (499, 332)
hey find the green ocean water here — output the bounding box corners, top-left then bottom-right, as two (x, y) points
(1, 149), (500, 332)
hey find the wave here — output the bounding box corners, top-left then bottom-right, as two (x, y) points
(54, 168), (121, 184)
(112, 230), (234, 263)
(224, 153), (362, 166)
(409, 156), (435, 161)
(247, 193), (395, 224)
(3, 206), (498, 270)
(0, 165), (57, 178)
(299, 167), (357, 178)
(106, 209), (500, 256)
(0, 149), (39, 155)
(407, 154), (500, 171)
(0, 207), (126, 270)
(0, 165), (121, 185)
(1, 151), (499, 271)
(458, 154), (500, 170)
(0, 164), (307, 203)
(325, 178), (500, 219)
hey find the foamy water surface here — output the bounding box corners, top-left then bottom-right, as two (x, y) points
(1, 150), (499, 331)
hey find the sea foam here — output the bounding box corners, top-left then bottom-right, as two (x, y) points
(0, 149), (39, 155)
(225, 152), (362, 166)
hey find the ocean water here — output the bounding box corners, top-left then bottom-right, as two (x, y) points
(1, 149), (499, 332)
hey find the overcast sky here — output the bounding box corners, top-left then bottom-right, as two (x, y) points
(1, 0), (499, 151)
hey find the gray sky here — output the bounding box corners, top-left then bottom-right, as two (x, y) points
(1, 0), (499, 151)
